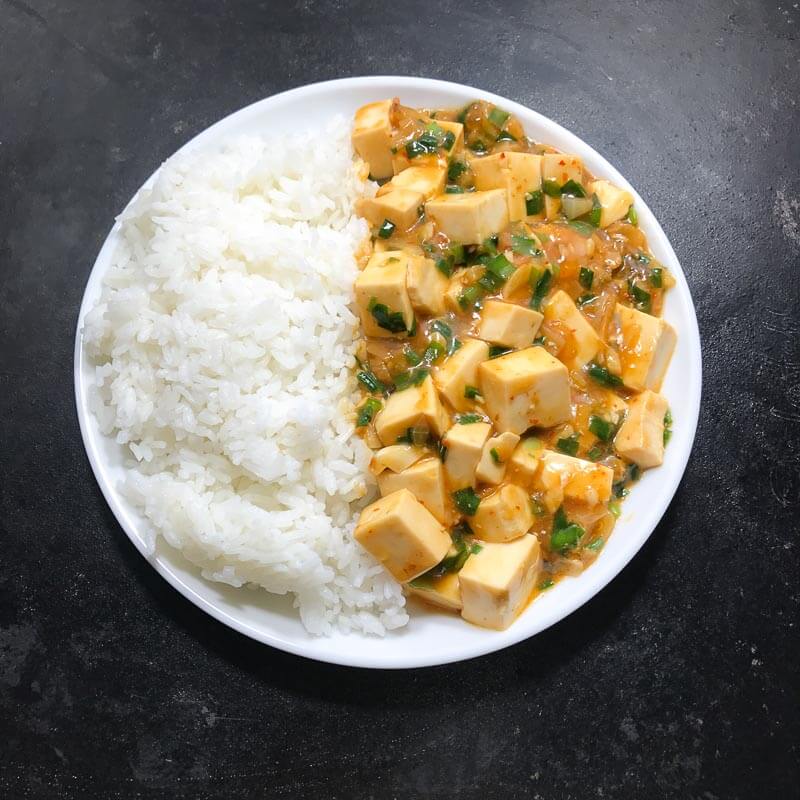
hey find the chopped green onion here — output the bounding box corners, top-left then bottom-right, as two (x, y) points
(490, 447), (502, 465)
(404, 346), (422, 366)
(589, 415), (614, 442)
(378, 219), (395, 239)
(587, 362), (623, 388)
(458, 284), (482, 310)
(485, 253), (516, 283)
(543, 179), (561, 198)
(577, 293), (597, 307)
(633, 252), (651, 264)
(625, 205), (638, 225)
(664, 429), (673, 445)
(496, 131), (516, 142)
(430, 319), (452, 339)
(663, 408), (673, 445)
(423, 341), (445, 363)
(530, 497), (546, 516)
(405, 139), (428, 159)
(442, 131), (456, 151)
(556, 434), (580, 456)
(550, 507), (584, 554)
(453, 487), (481, 516)
(568, 220), (595, 237)
(356, 398), (382, 427)
(488, 107), (510, 128)
(560, 179), (586, 198)
(457, 413), (484, 424)
(511, 234), (542, 256)
(470, 542), (483, 554)
(649, 267), (663, 288)
(410, 425), (429, 446)
(489, 345), (512, 358)
(393, 368), (430, 391)
(464, 385), (481, 400)
(579, 267), (594, 290)
(612, 480), (629, 499)
(627, 279), (652, 313)
(587, 445), (604, 461)
(586, 537), (605, 551)
(356, 369), (385, 394)
(530, 268), (553, 310)
(587, 194), (602, 227)
(664, 409), (673, 426)
(539, 579), (554, 590)
(449, 243), (466, 264)
(368, 297), (408, 333)
(525, 190), (544, 215)
(469, 139), (488, 153)
(448, 161), (468, 181)
(609, 501), (621, 518)
(533, 336), (547, 347)
(436, 256), (454, 277)
(445, 184), (465, 194)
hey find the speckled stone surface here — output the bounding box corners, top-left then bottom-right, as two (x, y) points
(2, 1), (798, 797)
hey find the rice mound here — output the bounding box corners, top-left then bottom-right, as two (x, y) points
(83, 118), (408, 635)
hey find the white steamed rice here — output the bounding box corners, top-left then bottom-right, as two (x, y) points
(83, 117), (408, 635)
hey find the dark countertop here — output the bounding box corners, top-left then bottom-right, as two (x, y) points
(2, 1), (798, 797)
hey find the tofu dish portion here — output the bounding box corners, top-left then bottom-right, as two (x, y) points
(350, 98), (677, 631)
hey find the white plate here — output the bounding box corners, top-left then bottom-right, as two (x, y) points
(74, 76), (702, 669)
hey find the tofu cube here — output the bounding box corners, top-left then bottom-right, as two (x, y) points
(408, 571), (462, 612)
(377, 457), (451, 525)
(475, 431), (521, 485)
(442, 421), (492, 489)
(358, 187), (425, 233)
(458, 534), (542, 629)
(613, 303), (677, 391)
(426, 189), (509, 245)
(471, 483), (533, 542)
(542, 153), (583, 219)
(375, 375), (449, 445)
(352, 100), (394, 179)
(354, 251), (415, 338)
(355, 488), (451, 582)
(590, 179), (634, 228)
(433, 338), (490, 412)
(507, 436), (545, 486)
(471, 152), (543, 220)
(478, 347), (572, 434)
(543, 290), (602, 369)
(476, 300), (544, 349)
(390, 120), (464, 173)
(406, 254), (449, 316)
(438, 120), (465, 156)
(369, 444), (426, 476)
(614, 389), (669, 468)
(378, 165), (447, 200)
(535, 450), (614, 511)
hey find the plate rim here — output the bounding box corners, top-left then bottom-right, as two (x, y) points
(73, 75), (702, 668)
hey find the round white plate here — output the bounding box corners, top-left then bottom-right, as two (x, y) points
(74, 76), (702, 669)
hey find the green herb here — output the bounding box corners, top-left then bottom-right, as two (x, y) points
(589, 415), (614, 442)
(587, 193), (602, 227)
(511, 234), (542, 256)
(368, 297), (407, 333)
(453, 487), (481, 516)
(627, 279), (652, 313)
(629, 463), (641, 482)
(393, 367), (429, 391)
(626, 205), (638, 225)
(448, 160), (468, 181)
(445, 185), (465, 194)
(577, 293), (597, 307)
(470, 542), (483, 554)
(458, 284), (482, 310)
(438, 443), (448, 462)
(609, 500), (621, 518)
(550, 507), (585, 554)
(378, 219), (395, 239)
(525, 190), (544, 215)
(396, 429), (412, 444)
(533, 336), (547, 346)
(457, 413), (484, 425)
(612, 480), (629, 499)
(423, 341), (445, 363)
(490, 447), (502, 465)
(436, 257), (454, 277)
(464, 385), (481, 400)
(356, 398), (382, 427)
(579, 267), (594, 290)
(587, 445), (604, 461)
(449, 243), (466, 264)
(543, 179), (561, 198)
(442, 131), (456, 151)
(587, 362), (623, 388)
(488, 107), (510, 128)
(405, 139), (429, 159)
(586, 537), (605, 551)
(556, 434), (580, 456)
(530, 497), (546, 516)
(530, 268), (553, 310)
(664, 409), (673, 426)
(664, 429), (672, 445)
(539, 579), (554, 590)
(560, 179), (586, 198)
(496, 130), (516, 142)
(633, 251), (650, 265)
(484, 253), (515, 283)
(430, 319), (452, 339)
(489, 345), (512, 358)
(663, 408), (673, 445)
(356, 369), (384, 394)
(469, 139), (487, 154)
(649, 267), (663, 288)
(404, 346), (422, 366)
(568, 220), (595, 237)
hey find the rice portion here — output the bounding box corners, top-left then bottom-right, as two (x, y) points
(83, 118), (408, 635)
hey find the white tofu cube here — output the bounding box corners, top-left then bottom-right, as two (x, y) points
(408, 571), (462, 611)
(543, 290), (602, 369)
(471, 152), (543, 221)
(507, 436), (545, 486)
(478, 347), (572, 434)
(369, 444), (426, 476)
(475, 431), (520, 485)
(471, 483), (533, 543)
(406, 254), (449, 316)
(614, 389), (669, 468)
(458, 535), (542, 629)
(358, 187), (425, 232)
(378, 165), (447, 200)
(535, 450), (614, 511)
(442, 421), (492, 489)
(426, 189), (509, 245)
(476, 300), (544, 349)
(613, 303), (677, 391)
(352, 100), (394, 179)
(377, 456), (451, 525)
(375, 375), (449, 445)
(354, 251), (415, 338)
(542, 153), (583, 218)
(432, 338), (490, 412)
(589, 179), (634, 228)
(355, 488), (451, 582)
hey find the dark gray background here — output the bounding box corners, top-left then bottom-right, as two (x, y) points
(2, 1), (798, 797)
